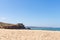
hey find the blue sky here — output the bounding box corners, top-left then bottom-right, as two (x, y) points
(0, 0), (60, 27)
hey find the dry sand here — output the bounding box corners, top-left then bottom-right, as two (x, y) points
(0, 29), (60, 40)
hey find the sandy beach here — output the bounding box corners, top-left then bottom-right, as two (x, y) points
(0, 29), (60, 40)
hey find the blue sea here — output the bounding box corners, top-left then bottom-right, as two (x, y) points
(29, 27), (60, 31)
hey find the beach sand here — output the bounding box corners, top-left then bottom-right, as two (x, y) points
(0, 29), (60, 40)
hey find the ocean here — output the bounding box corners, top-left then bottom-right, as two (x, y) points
(30, 27), (60, 31)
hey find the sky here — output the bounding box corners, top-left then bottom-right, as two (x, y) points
(0, 0), (60, 27)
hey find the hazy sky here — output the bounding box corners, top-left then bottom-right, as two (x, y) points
(0, 0), (60, 27)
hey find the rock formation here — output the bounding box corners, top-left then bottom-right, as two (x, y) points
(0, 22), (26, 29)
(26, 27), (31, 29)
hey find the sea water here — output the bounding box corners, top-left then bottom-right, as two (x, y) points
(30, 27), (60, 31)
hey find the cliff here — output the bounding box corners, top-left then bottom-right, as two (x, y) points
(0, 22), (25, 29)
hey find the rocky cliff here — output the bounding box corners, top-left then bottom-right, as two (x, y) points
(0, 22), (26, 29)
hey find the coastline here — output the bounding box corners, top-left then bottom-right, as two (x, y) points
(0, 29), (60, 40)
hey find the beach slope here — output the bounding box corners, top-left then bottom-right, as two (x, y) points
(0, 29), (60, 40)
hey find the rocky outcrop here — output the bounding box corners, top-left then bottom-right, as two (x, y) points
(26, 27), (31, 29)
(0, 22), (26, 29)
